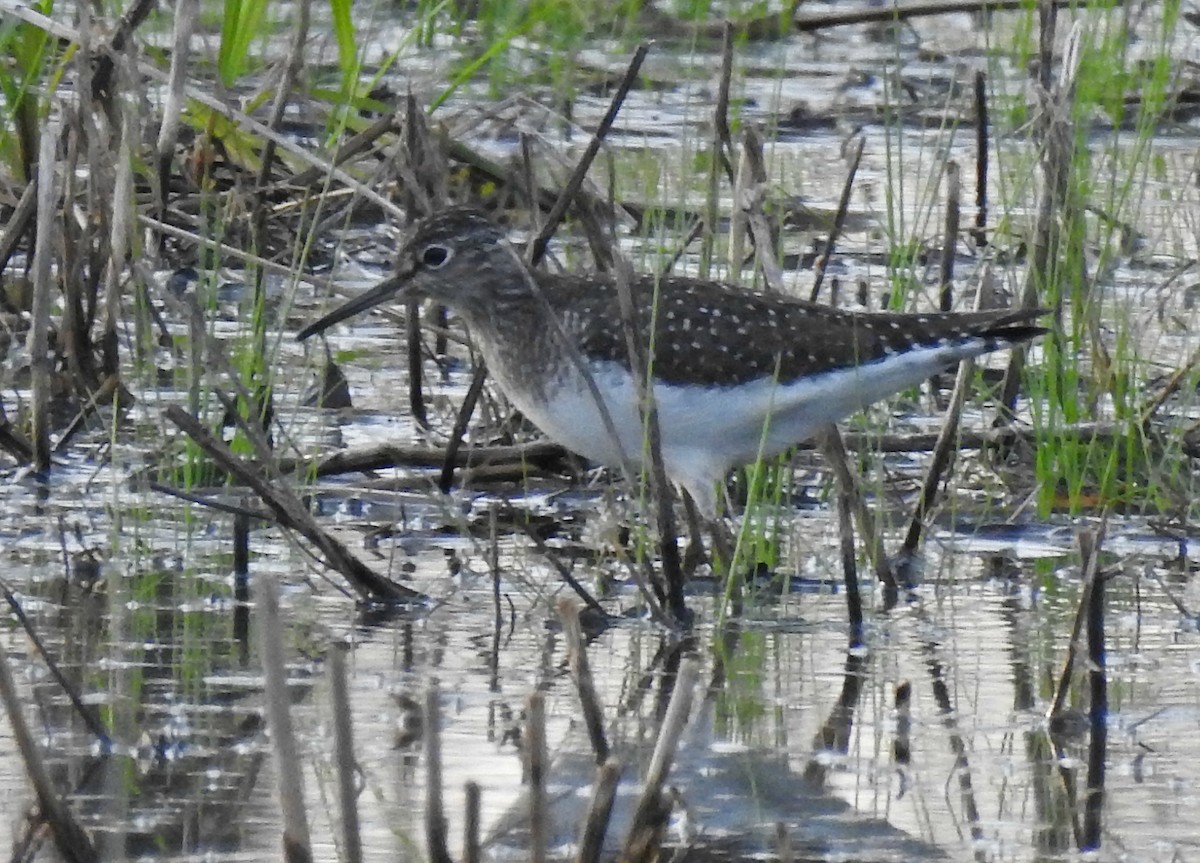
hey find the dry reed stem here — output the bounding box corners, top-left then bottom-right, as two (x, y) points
(29, 119), (58, 472)
(612, 248), (686, 619)
(464, 781), (482, 863)
(0, 581), (108, 742)
(278, 420), (1116, 481)
(437, 362), (489, 493)
(1081, 528), (1107, 850)
(256, 572), (314, 863)
(971, 71), (990, 247)
(329, 645), (363, 863)
(154, 0), (196, 229)
(620, 657), (699, 862)
(998, 19), (1082, 416)
(1048, 525), (1107, 721)
(557, 599), (610, 763)
(738, 127), (784, 293)
(900, 352), (976, 560)
(817, 428), (897, 596)
(791, 0), (1085, 31)
(0, 647), (97, 862)
(527, 43), (649, 266)
(527, 692), (548, 863)
(701, 22), (735, 276)
(938, 162), (961, 311)
(577, 758), (622, 863)
(899, 220), (985, 561)
(424, 683), (453, 863)
(164, 405), (421, 602)
(810, 136), (864, 302)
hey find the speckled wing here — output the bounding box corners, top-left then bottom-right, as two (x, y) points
(542, 272), (1046, 388)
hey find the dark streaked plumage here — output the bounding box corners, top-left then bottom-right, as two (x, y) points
(299, 208), (1046, 514)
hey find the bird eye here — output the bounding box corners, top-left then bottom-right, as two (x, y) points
(420, 244), (451, 268)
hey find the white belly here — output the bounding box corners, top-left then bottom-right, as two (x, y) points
(489, 342), (990, 515)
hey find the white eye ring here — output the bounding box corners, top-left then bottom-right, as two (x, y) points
(420, 244), (452, 269)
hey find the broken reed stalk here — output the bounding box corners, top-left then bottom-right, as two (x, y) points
(893, 681), (912, 767)
(164, 405), (420, 603)
(971, 71), (989, 247)
(527, 692), (548, 863)
(464, 781), (482, 863)
(810, 135), (865, 302)
(438, 363), (489, 493)
(29, 119), (58, 473)
(0, 179), (36, 279)
(402, 92), (450, 432)
(154, 0), (196, 236)
(701, 22), (736, 275)
(284, 419), (1120, 480)
(938, 162), (960, 311)
(1082, 528), (1107, 851)
(0, 582), (109, 743)
(816, 427), (897, 597)
(1084, 525), (1108, 849)
(998, 19), (1082, 417)
(329, 645), (363, 863)
(774, 823), (794, 863)
(0, 647), (98, 863)
(620, 657), (700, 862)
(233, 510), (251, 666)
(527, 43), (649, 266)
(739, 127), (785, 293)
(899, 368), (971, 557)
(557, 599), (609, 763)
(424, 683), (453, 863)
(712, 22), (736, 188)
(1048, 525), (1105, 721)
(577, 758), (621, 863)
(406, 301), (431, 430)
(514, 513), (608, 617)
(900, 284), (984, 559)
(103, 101), (135, 377)
(53, 375), (126, 455)
(256, 572), (314, 863)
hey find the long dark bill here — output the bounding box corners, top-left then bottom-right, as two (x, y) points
(296, 272), (413, 341)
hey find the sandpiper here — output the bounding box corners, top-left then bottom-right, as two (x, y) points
(298, 208), (1045, 515)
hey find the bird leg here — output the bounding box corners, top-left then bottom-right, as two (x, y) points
(680, 490), (708, 577)
(680, 487), (738, 580)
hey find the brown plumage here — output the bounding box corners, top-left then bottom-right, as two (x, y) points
(300, 208), (1046, 514)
